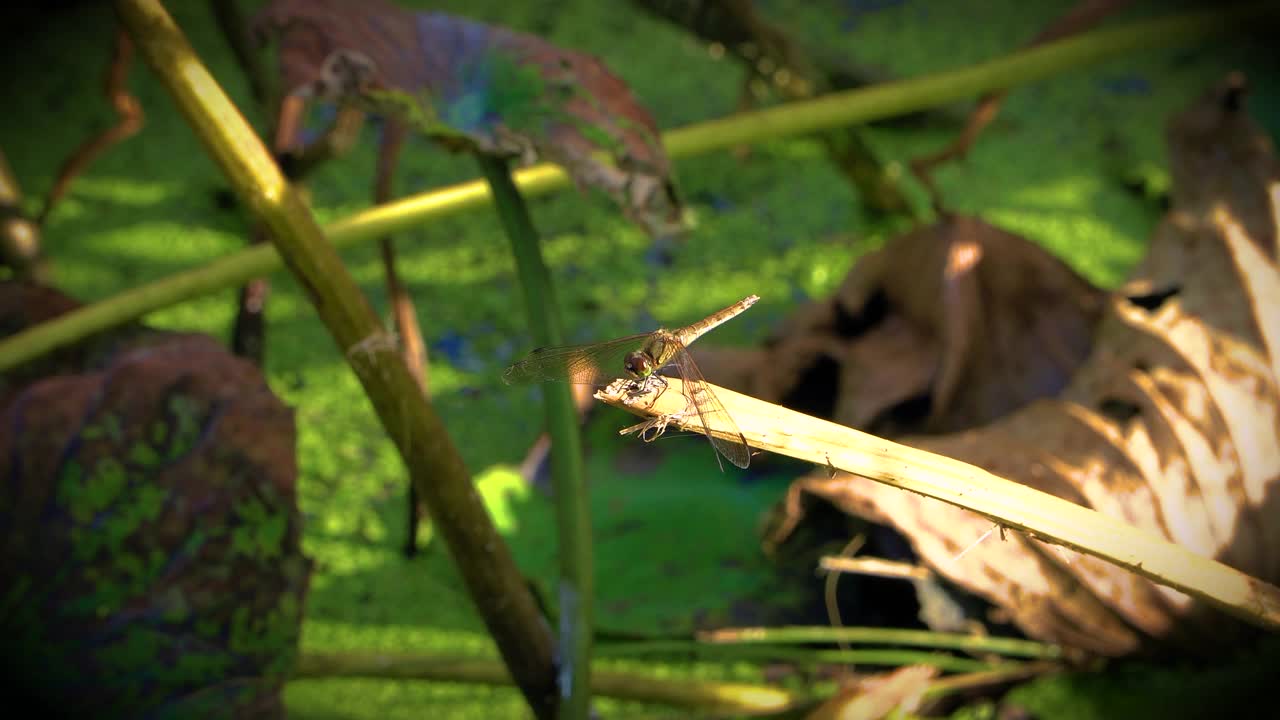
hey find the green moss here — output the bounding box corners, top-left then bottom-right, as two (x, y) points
(231, 497), (288, 561)
(96, 625), (165, 672)
(127, 440), (161, 467)
(165, 394), (203, 459)
(170, 650), (235, 685)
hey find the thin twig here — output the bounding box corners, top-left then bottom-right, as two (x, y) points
(39, 28), (144, 224)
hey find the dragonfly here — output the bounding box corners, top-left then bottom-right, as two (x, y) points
(503, 295), (759, 469)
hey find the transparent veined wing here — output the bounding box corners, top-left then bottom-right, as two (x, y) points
(502, 333), (653, 386)
(670, 344), (752, 469)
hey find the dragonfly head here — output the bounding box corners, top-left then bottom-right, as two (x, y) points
(623, 350), (656, 379)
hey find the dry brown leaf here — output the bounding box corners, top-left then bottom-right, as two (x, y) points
(0, 284), (307, 716)
(695, 214), (1104, 436)
(252, 0), (683, 236)
(805, 665), (938, 720)
(780, 73), (1280, 657)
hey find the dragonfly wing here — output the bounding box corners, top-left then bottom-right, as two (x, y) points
(503, 333), (651, 386)
(670, 346), (752, 469)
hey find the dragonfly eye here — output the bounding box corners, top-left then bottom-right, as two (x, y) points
(624, 352), (653, 378)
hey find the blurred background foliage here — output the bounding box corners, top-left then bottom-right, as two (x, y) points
(2, 0), (1277, 716)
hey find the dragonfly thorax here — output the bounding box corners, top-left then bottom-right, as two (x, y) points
(503, 296), (758, 469)
(623, 350), (657, 378)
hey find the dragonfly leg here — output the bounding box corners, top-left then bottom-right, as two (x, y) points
(620, 413), (674, 443)
(617, 374), (698, 445)
(624, 373), (670, 410)
(648, 374), (673, 405)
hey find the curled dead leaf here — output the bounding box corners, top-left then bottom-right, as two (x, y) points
(773, 73), (1280, 657)
(252, 0), (683, 236)
(695, 214), (1105, 436)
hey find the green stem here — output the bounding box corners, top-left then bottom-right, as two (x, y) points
(113, 1), (559, 717)
(698, 625), (1062, 659)
(477, 154), (593, 720)
(1, 2), (1271, 369)
(594, 641), (1009, 673)
(662, 3), (1273, 154)
(923, 660), (1065, 701)
(294, 650), (802, 715)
